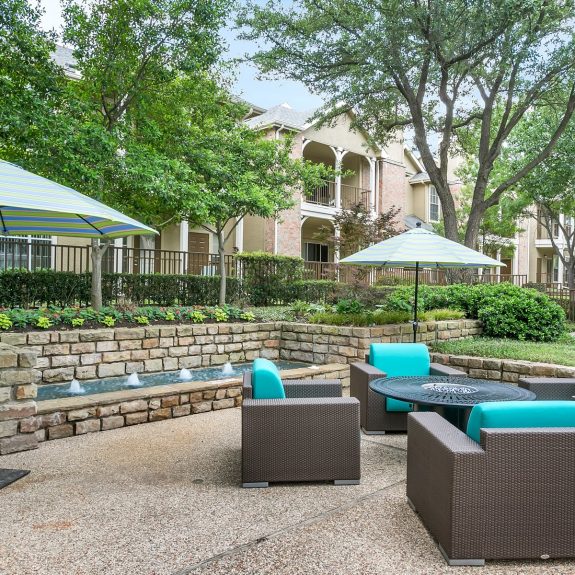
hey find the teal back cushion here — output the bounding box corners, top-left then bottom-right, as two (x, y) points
(252, 358), (286, 400)
(369, 343), (430, 412)
(466, 401), (575, 443)
(369, 343), (430, 377)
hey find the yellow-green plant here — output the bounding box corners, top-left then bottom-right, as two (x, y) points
(71, 317), (85, 327)
(36, 316), (52, 329)
(134, 315), (150, 325)
(0, 314), (13, 330)
(190, 310), (206, 323)
(165, 311), (176, 321)
(213, 307), (229, 322)
(101, 315), (116, 327)
(240, 311), (255, 322)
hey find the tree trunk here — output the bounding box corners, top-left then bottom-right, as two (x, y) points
(217, 228), (226, 306)
(91, 239), (110, 310)
(568, 262), (575, 291)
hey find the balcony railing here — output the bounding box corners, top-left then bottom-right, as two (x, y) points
(341, 184), (370, 210)
(306, 180), (336, 207)
(304, 181), (371, 210)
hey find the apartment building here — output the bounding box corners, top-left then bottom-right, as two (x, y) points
(3, 46), (566, 286)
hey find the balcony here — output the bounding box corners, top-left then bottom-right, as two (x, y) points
(304, 180), (371, 211)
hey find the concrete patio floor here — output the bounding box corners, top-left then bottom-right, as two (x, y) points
(0, 408), (573, 575)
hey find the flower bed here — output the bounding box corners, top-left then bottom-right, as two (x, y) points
(0, 305), (255, 332)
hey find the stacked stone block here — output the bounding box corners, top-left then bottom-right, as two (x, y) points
(280, 320), (482, 365)
(0, 343), (41, 455)
(0, 323), (282, 384)
(430, 353), (575, 383)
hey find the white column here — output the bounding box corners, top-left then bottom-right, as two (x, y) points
(334, 226), (340, 263)
(235, 217), (244, 252)
(368, 157), (376, 213)
(114, 238), (123, 273)
(179, 220), (189, 273)
(274, 219), (279, 254)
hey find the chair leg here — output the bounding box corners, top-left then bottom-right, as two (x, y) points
(334, 479), (360, 485)
(362, 428), (386, 435)
(439, 544), (485, 567)
(242, 482), (269, 488)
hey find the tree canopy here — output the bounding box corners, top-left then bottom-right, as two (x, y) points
(239, 0), (575, 248)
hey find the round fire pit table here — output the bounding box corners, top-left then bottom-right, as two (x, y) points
(369, 376), (536, 431)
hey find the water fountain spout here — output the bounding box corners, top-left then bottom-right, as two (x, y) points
(68, 379), (85, 395)
(179, 368), (192, 381)
(126, 372), (142, 387)
(221, 362), (234, 376)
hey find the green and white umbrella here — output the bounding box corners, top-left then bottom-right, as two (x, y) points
(0, 160), (156, 238)
(340, 223), (503, 342)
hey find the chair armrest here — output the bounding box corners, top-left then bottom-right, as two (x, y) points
(350, 363), (386, 426)
(429, 363), (467, 377)
(283, 379), (341, 398)
(406, 413), (485, 557)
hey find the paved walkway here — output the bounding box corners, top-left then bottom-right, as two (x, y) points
(0, 408), (573, 575)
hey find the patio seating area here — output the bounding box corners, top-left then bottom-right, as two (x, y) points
(2, 405), (574, 575)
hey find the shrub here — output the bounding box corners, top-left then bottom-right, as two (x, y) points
(335, 299), (365, 314)
(101, 315), (116, 327)
(372, 310), (412, 324)
(478, 292), (565, 342)
(308, 312), (375, 326)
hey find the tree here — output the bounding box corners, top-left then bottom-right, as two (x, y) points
(0, 0), (67, 162)
(239, 0), (575, 249)
(61, 0), (226, 308)
(315, 202), (401, 258)
(181, 114), (333, 305)
(434, 184), (523, 257)
(511, 110), (575, 288)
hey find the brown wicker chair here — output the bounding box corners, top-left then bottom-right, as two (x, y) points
(518, 377), (575, 400)
(351, 352), (466, 434)
(242, 373), (360, 488)
(407, 411), (575, 565)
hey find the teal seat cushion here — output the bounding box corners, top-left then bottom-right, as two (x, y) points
(466, 400), (575, 443)
(369, 343), (430, 413)
(252, 358), (286, 400)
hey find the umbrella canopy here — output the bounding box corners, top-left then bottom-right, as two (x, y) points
(339, 225), (502, 268)
(340, 224), (504, 342)
(0, 160), (156, 238)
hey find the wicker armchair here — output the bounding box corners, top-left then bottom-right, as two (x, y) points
(407, 411), (575, 565)
(518, 377), (575, 400)
(351, 344), (466, 434)
(242, 373), (361, 488)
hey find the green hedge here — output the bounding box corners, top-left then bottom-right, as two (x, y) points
(237, 252), (305, 305)
(0, 270), (240, 308)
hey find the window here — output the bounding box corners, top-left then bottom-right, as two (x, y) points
(429, 186), (440, 222)
(303, 242), (329, 262)
(0, 236), (52, 271)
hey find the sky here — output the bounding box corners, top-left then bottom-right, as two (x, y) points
(38, 0), (323, 111)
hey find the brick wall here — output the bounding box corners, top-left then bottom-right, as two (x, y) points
(379, 159), (409, 218)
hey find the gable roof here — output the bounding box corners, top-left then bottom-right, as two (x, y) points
(244, 103), (315, 131)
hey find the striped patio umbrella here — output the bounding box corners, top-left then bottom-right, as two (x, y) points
(340, 223), (503, 342)
(0, 160), (156, 238)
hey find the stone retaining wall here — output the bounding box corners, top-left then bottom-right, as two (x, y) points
(0, 343), (40, 455)
(281, 320), (483, 365)
(26, 364), (349, 445)
(0, 323), (282, 385)
(430, 353), (575, 383)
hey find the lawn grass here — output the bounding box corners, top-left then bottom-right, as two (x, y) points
(431, 335), (575, 367)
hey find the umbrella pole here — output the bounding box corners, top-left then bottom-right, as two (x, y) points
(413, 262), (419, 343)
